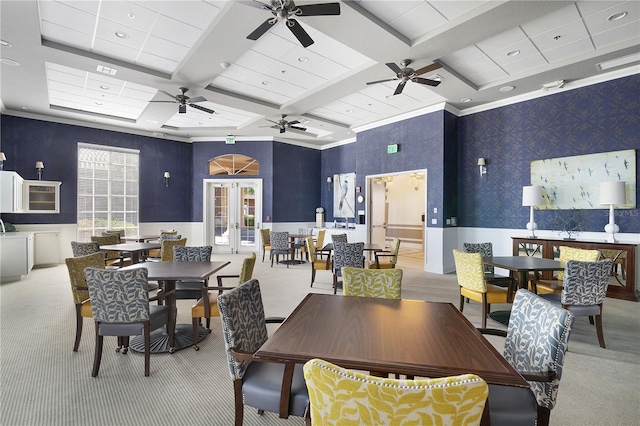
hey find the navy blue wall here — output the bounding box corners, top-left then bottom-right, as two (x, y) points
(457, 74), (640, 233)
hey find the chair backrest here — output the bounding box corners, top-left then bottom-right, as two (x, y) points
(342, 267), (402, 299)
(217, 279), (269, 380)
(387, 237), (401, 265)
(333, 242), (364, 272)
(65, 252), (106, 304)
(71, 241), (101, 257)
(160, 230), (177, 235)
(238, 252), (257, 284)
(331, 233), (348, 244)
(173, 246), (212, 262)
(90, 234), (121, 261)
(452, 249), (487, 293)
(270, 231), (289, 251)
(556, 246), (601, 280)
(260, 229), (271, 247)
(305, 236), (317, 260)
(303, 358), (488, 426)
(161, 234), (182, 240)
(561, 259), (613, 307)
(505, 289), (574, 410)
(315, 229), (325, 250)
(103, 229), (125, 242)
(160, 238), (187, 261)
(84, 267), (151, 324)
(463, 242), (494, 273)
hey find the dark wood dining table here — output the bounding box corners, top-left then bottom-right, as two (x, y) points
(120, 260), (230, 353)
(254, 293), (528, 420)
(483, 256), (565, 300)
(99, 242), (161, 264)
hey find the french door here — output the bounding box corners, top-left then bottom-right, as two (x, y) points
(203, 179), (262, 254)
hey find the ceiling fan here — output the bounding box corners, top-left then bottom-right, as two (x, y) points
(262, 114), (307, 133)
(245, 0), (340, 48)
(366, 60), (443, 95)
(150, 87), (214, 114)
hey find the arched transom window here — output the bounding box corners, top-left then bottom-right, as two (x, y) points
(208, 154), (259, 175)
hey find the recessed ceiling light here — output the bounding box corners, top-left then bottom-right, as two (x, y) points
(21, 106), (32, 111)
(608, 11), (627, 21)
(97, 65), (117, 75)
(461, 98), (472, 102)
(220, 62), (230, 69)
(346, 109), (353, 113)
(506, 50), (520, 57)
(1, 57), (20, 66)
(95, 101), (103, 105)
(115, 31), (128, 39)
(127, 13), (135, 19)
(261, 81), (270, 86)
(0, 39), (12, 47)
(99, 85), (109, 90)
(297, 56), (308, 63)
(499, 85), (515, 92)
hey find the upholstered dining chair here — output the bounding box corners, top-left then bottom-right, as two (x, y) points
(190, 252), (256, 350)
(270, 231), (293, 267)
(535, 246), (601, 294)
(370, 237), (401, 269)
(540, 259), (613, 348)
(65, 252), (106, 352)
(259, 229), (271, 262)
(146, 231), (179, 259)
(159, 237), (187, 261)
(480, 289), (574, 426)
(332, 242), (364, 294)
(342, 267), (403, 299)
(305, 236), (331, 287)
(217, 279), (309, 426)
(463, 242), (513, 288)
(90, 234), (129, 267)
(84, 267), (175, 377)
(303, 358), (488, 426)
(103, 228), (125, 242)
(71, 241), (101, 257)
(452, 249), (510, 328)
(330, 233), (348, 244)
(295, 228), (313, 261)
(166, 245), (213, 303)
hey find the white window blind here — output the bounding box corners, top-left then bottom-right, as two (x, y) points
(77, 143), (139, 241)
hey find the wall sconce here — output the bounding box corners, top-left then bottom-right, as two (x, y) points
(522, 185), (542, 238)
(35, 161), (44, 180)
(600, 181), (626, 243)
(164, 171), (170, 187)
(477, 158), (487, 177)
(326, 176), (332, 190)
(0, 152), (5, 170)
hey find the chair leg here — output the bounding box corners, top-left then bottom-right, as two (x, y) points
(271, 253), (275, 267)
(537, 405), (551, 426)
(310, 267), (316, 287)
(333, 274), (337, 294)
(595, 313), (606, 348)
(234, 379), (244, 426)
(481, 295), (488, 328)
(91, 323), (103, 377)
(192, 317), (200, 350)
(144, 322), (151, 376)
(74, 304), (83, 352)
(262, 248), (265, 262)
(459, 293), (465, 312)
(588, 316), (595, 325)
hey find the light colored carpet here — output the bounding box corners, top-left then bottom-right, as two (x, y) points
(1, 253), (639, 425)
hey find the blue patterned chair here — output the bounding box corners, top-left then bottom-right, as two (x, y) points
(540, 259), (612, 348)
(332, 242), (364, 294)
(84, 267), (175, 377)
(330, 233), (348, 244)
(463, 242), (514, 288)
(480, 289), (574, 426)
(190, 252), (256, 350)
(217, 279), (309, 425)
(170, 245), (213, 301)
(342, 267), (402, 299)
(270, 231), (293, 268)
(71, 241), (101, 257)
(295, 228), (313, 261)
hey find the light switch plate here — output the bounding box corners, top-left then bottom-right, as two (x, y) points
(431, 218), (437, 224)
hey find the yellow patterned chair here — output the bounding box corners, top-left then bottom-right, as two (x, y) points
(534, 246), (600, 294)
(303, 358), (488, 426)
(342, 267), (402, 299)
(159, 237), (187, 261)
(305, 236), (332, 287)
(369, 237), (401, 269)
(260, 229), (271, 262)
(90, 234), (130, 267)
(453, 249), (509, 328)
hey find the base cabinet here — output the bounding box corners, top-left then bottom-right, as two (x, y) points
(0, 232), (34, 282)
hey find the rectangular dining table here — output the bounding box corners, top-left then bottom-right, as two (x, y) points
(483, 256), (565, 300)
(121, 234), (160, 243)
(254, 293), (528, 420)
(99, 242), (161, 264)
(120, 260), (230, 353)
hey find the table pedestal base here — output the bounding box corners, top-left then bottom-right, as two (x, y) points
(129, 324), (207, 354)
(489, 311), (511, 326)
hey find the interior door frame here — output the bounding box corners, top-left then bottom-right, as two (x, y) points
(203, 178), (262, 254)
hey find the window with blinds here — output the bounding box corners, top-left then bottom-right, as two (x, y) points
(77, 143), (139, 241)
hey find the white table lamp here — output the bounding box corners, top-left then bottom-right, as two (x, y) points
(600, 181), (626, 243)
(522, 185), (543, 238)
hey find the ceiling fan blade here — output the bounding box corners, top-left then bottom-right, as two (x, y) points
(412, 77), (441, 87)
(289, 125), (307, 131)
(393, 81), (406, 96)
(287, 19), (314, 48)
(266, 119), (280, 124)
(189, 104), (215, 114)
(413, 63), (442, 76)
(366, 78), (399, 85)
(287, 120), (301, 125)
(187, 96), (207, 103)
(149, 100), (178, 103)
(297, 3), (340, 16)
(385, 63), (403, 75)
(247, 18), (276, 41)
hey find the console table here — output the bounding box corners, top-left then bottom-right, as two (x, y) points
(512, 237), (638, 302)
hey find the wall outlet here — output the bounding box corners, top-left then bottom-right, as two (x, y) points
(450, 217), (457, 226)
(433, 207), (438, 213)
(431, 218), (437, 224)
(446, 218), (451, 225)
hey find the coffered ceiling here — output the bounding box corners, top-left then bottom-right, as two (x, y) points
(1, 0), (638, 147)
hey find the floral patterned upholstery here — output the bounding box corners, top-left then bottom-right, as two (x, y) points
(71, 241), (101, 257)
(90, 234), (125, 267)
(303, 358), (488, 426)
(306, 236), (331, 287)
(269, 231), (292, 267)
(173, 246), (212, 261)
(463, 242), (495, 273)
(160, 238), (187, 261)
(556, 246), (601, 280)
(331, 233), (348, 244)
(342, 267), (402, 299)
(161, 234), (182, 240)
(332, 242), (364, 294)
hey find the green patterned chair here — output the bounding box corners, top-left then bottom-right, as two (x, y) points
(190, 252), (256, 350)
(305, 236), (331, 287)
(65, 252), (106, 352)
(260, 229), (271, 262)
(535, 246), (600, 294)
(159, 237), (187, 261)
(370, 237), (401, 269)
(342, 267), (402, 299)
(453, 249), (509, 328)
(303, 358), (488, 426)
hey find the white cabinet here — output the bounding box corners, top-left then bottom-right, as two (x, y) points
(0, 171), (24, 213)
(22, 180), (61, 213)
(34, 231), (60, 265)
(0, 232), (34, 282)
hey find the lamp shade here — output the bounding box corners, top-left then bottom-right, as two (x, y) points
(164, 171), (171, 178)
(600, 181), (625, 205)
(35, 161), (44, 169)
(477, 158), (486, 166)
(0, 152), (6, 161)
(522, 185), (542, 206)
